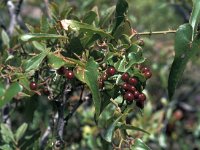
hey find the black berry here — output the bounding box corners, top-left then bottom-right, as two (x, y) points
(106, 66), (116, 76)
(136, 101), (144, 109)
(30, 82), (37, 90)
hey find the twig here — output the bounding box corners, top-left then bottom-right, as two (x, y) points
(136, 30), (177, 36)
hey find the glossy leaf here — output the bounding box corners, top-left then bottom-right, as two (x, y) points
(20, 33), (66, 42)
(189, 0), (200, 37)
(168, 24), (200, 100)
(0, 83), (23, 108)
(112, 0), (128, 34)
(60, 19), (113, 39)
(131, 138), (151, 150)
(15, 123), (28, 142)
(0, 124), (15, 144)
(1, 30), (10, 48)
(23, 51), (47, 72)
(84, 58), (101, 118)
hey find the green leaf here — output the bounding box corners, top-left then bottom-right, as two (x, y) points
(131, 138), (151, 150)
(84, 58), (101, 118)
(1, 30), (10, 48)
(112, 0), (128, 34)
(47, 53), (66, 69)
(0, 82), (5, 97)
(0, 124), (15, 144)
(47, 53), (83, 69)
(15, 123), (28, 142)
(189, 0), (200, 37)
(40, 15), (49, 33)
(23, 51), (47, 72)
(100, 6), (116, 27)
(168, 24), (200, 100)
(0, 144), (13, 150)
(20, 33), (66, 42)
(60, 19), (113, 39)
(83, 11), (97, 24)
(0, 83), (23, 108)
(103, 115), (123, 142)
(118, 123), (150, 135)
(32, 41), (46, 51)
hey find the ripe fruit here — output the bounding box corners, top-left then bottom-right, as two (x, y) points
(124, 92), (134, 102)
(57, 66), (66, 75)
(129, 77), (138, 86)
(141, 67), (150, 73)
(121, 73), (129, 82)
(65, 70), (74, 80)
(129, 86), (136, 93)
(138, 93), (146, 101)
(30, 82), (37, 90)
(122, 83), (130, 91)
(106, 66), (116, 76)
(43, 88), (50, 96)
(144, 71), (152, 79)
(134, 90), (140, 99)
(173, 109), (183, 120)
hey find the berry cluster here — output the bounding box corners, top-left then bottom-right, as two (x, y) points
(98, 66), (116, 89)
(121, 72), (146, 109)
(29, 66), (75, 95)
(98, 65), (152, 109)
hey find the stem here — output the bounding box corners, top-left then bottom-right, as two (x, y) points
(136, 30), (177, 36)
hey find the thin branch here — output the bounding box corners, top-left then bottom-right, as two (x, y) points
(136, 30), (177, 36)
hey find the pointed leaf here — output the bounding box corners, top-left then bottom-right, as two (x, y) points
(112, 0), (128, 34)
(15, 123), (28, 142)
(0, 124), (15, 143)
(23, 52), (47, 72)
(131, 138), (151, 150)
(60, 19), (113, 39)
(168, 24), (200, 100)
(32, 41), (46, 51)
(103, 115), (123, 142)
(83, 11), (97, 24)
(0, 82), (23, 108)
(189, 0), (200, 37)
(20, 33), (66, 42)
(84, 58), (101, 118)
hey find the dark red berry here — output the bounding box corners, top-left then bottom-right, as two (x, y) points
(138, 93), (146, 101)
(124, 92), (134, 102)
(30, 82), (37, 90)
(122, 83), (130, 91)
(136, 101), (144, 109)
(141, 67), (150, 73)
(43, 88), (50, 96)
(144, 71), (152, 79)
(65, 70), (74, 80)
(57, 66), (66, 75)
(101, 72), (108, 81)
(129, 77), (138, 86)
(121, 73), (129, 82)
(134, 90), (140, 99)
(129, 86), (136, 93)
(106, 66), (116, 76)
